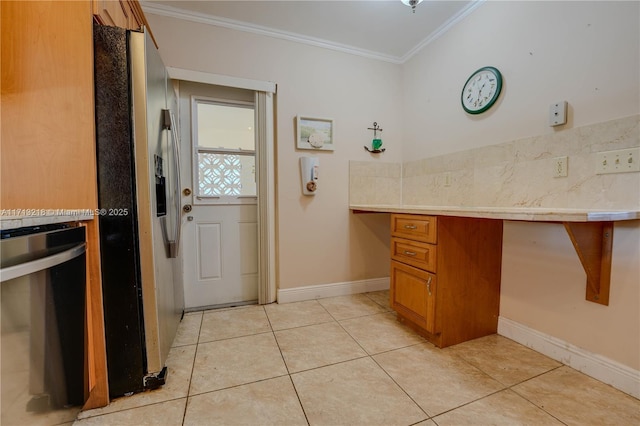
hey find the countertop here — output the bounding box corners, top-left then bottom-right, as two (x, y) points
(349, 204), (640, 222)
(0, 209), (95, 230)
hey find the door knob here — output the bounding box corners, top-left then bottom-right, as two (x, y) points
(183, 188), (192, 196)
(182, 204), (192, 213)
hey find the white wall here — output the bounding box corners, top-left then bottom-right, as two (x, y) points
(145, 12), (402, 290)
(402, 0), (640, 372)
(146, 1), (640, 372)
(403, 1), (639, 158)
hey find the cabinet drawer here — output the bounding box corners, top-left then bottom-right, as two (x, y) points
(391, 237), (437, 273)
(391, 214), (437, 243)
(390, 261), (438, 334)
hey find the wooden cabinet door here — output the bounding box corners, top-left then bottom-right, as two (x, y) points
(391, 261), (437, 334)
(1, 0), (97, 210)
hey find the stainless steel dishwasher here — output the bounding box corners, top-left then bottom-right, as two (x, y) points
(1, 223), (86, 424)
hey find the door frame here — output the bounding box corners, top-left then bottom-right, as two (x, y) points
(168, 67), (277, 304)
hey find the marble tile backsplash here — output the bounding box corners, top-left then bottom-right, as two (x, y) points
(349, 161), (402, 206)
(350, 115), (640, 210)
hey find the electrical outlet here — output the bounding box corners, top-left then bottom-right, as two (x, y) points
(553, 156), (568, 177)
(596, 147), (640, 174)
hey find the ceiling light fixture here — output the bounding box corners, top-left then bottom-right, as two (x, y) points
(401, 0), (423, 13)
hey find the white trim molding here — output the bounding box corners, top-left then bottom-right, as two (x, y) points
(498, 316), (640, 399)
(167, 67), (276, 94)
(277, 277), (390, 304)
(143, 1), (484, 65)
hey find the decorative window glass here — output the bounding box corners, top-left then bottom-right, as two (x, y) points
(198, 153), (255, 197)
(194, 100), (255, 201)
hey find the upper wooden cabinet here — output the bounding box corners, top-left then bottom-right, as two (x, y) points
(93, 0), (157, 46)
(93, 0), (138, 30)
(1, 0), (97, 210)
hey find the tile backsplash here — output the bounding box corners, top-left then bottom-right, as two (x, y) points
(351, 115), (639, 210)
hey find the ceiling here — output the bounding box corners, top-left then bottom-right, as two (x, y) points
(141, 1), (483, 63)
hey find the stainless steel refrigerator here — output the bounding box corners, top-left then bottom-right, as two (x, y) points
(94, 24), (184, 397)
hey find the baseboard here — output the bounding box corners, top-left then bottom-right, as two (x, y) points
(277, 277), (390, 304)
(498, 316), (640, 399)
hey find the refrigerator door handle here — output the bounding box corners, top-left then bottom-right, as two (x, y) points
(163, 108), (182, 258)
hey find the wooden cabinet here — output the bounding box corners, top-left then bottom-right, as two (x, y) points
(1, 0), (97, 210)
(391, 261), (438, 334)
(93, 0), (140, 30)
(2, 0), (153, 410)
(92, 0), (156, 47)
(390, 214), (503, 348)
(1, 0), (110, 410)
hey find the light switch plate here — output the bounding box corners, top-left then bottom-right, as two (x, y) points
(549, 101), (567, 126)
(596, 147), (640, 174)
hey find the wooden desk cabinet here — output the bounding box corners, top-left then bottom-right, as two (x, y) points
(390, 214), (503, 348)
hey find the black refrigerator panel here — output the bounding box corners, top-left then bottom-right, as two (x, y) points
(93, 23), (147, 397)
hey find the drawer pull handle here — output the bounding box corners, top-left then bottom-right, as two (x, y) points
(427, 276), (433, 296)
(404, 224), (417, 229)
(403, 250), (417, 256)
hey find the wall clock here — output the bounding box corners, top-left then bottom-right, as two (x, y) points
(461, 66), (503, 114)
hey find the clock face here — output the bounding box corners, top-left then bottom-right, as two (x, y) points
(461, 66), (503, 114)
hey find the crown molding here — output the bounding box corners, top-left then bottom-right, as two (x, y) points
(401, 0), (486, 63)
(142, 1), (485, 65)
(141, 2), (404, 64)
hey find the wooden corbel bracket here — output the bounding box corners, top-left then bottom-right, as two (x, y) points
(563, 221), (614, 305)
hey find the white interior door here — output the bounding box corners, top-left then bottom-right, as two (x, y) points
(177, 81), (258, 309)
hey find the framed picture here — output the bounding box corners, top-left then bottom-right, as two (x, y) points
(296, 115), (334, 151)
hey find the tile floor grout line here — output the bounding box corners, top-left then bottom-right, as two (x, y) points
(368, 353), (432, 422)
(286, 375), (312, 426)
(181, 311), (205, 425)
(505, 365), (571, 426)
(75, 397), (189, 424)
(184, 372), (292, 399)
(263, 305), (294, 376)
(195, 329), (274, 345)
(269, 318), (337, 333)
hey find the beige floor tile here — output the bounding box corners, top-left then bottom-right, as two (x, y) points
(512, 366), (640, 425)
(275, 322), (367, 373)
(445, 334), (562, 386)
(73, 399), (185, 426)
(264, 300), (335, 331)
(317, 294), (389, 320)
(374, 343), (505, 416)
(340, 312), (425, 354)
(433, 389), (564, 425)
(184, 376), (306, 426)
(78, 345), (196, 418)
(365, 290), (392, 310)
(198, 305), (271, 343)
(291, 357), (427, 426)
(2, 405), (80, 426)
(189, 333), (287, 395)
(171, 313), (202, 347)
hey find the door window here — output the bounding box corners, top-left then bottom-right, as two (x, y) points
(193, 100), (256, 203)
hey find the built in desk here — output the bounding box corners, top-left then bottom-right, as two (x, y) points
(351, 204), (640, 347)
